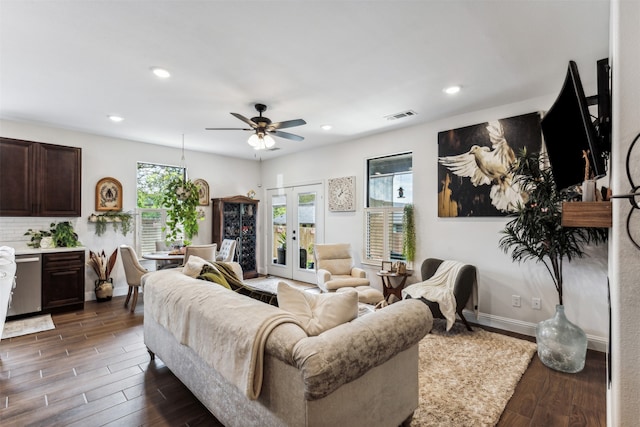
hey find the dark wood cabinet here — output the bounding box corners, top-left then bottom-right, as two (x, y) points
(0, 137), (81, 217)
(42, 251), (85, 313)
(212, 196), (259, 279)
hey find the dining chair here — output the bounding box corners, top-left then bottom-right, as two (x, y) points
(119, 245), (148, 313)
(216, 239), (237, 262)
(183, 244), (217, 265)
(154, 241), (182, 269)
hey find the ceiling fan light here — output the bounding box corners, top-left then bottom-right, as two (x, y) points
(248, 133), (260, 147)
(264, 134), (275, 148)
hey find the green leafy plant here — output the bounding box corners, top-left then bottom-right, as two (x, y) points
(161, 177), (202, 243)
(278, 231), (287, 249)
(24, 228), (52, 248)
(402, 203), (416, 262)
(25, 221), (81, 248)
(89, 212), (134, 237)
(498, 149), (607, 305)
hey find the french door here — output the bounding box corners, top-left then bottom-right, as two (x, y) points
(266, 183), (324, 283)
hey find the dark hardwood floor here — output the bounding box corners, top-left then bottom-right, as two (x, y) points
(0, 296), (606, 426)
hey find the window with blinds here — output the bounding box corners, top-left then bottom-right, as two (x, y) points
(364, 207), (405, 263)
(364, 152), (412, 265)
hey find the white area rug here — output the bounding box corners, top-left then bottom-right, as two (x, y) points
(1, 314), (55, 339)
(412, 319), (537, 426)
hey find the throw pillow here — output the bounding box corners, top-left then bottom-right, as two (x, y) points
(182, 255), (213, 278)
(277, 282), (358, 336)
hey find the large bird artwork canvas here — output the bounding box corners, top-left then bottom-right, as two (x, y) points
(438, 112), (543, 217)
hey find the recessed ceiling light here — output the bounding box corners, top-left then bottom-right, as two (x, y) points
(107, 115), (124, 122)
(150, 67), (171, 78)
(321, 124), (333, 131)
(443, 85), (461, 95)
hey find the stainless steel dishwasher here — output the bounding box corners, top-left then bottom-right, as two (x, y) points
(8, 254), (42, 317)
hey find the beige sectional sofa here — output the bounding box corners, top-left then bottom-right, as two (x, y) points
(142, 263), (433, 427)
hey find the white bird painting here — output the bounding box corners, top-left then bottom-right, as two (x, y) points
(439, 120), (524, 213)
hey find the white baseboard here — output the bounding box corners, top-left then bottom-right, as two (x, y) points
(468, 310), (607, 352)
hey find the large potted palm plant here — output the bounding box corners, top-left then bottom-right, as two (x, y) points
(499, 149), (607, 373)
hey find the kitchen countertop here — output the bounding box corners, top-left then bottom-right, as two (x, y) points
(0, 243), (86, 256)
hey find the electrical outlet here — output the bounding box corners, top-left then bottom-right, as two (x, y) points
(532, 297), (541, 310)
(512, 295), (521, 307)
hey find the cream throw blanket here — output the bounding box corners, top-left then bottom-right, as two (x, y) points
(402, 260), (475, 331)
(144, 268), (302, 400)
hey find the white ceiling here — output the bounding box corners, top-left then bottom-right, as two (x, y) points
(0, 1), (610, 161)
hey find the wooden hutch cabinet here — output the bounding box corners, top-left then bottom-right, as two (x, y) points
(212, 196), (259, 279)
(0, 137), (81, 217)
(42, 250), (85, 313)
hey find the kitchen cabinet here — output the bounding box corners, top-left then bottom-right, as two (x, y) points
(0, 137), (82, 217)
(42, 250), (85, 313)
(212, 196), (259, 279)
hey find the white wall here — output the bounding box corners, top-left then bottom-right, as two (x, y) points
(261, 94), (609, 349)
(608, 0), (640, 425)
(0, 119), (260, 299)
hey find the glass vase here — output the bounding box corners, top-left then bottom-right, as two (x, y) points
(536, 304), (587, 373)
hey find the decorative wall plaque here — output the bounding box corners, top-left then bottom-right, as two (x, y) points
(95, 177), (122, 211)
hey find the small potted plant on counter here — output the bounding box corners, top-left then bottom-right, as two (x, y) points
(87, 249), (118, 302)
(25, 221), (81, 248)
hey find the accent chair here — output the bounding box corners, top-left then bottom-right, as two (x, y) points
(314, 243), (384, 305)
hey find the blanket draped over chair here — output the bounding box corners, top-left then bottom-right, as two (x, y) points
(143, 268), (302, 399)
(402, 260), (477, 331)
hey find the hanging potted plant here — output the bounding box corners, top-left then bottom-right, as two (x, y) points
(161, 176), (202, 243)
(498, 149), (607, 373)
(87, 249), (118, 302)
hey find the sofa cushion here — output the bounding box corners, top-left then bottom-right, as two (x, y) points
(182, 255), (214, 278)
(277, 282), (358, 336)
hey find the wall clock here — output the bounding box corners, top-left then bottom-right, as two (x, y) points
(95, 177), (122, 211)
(328, 176), (356, 212)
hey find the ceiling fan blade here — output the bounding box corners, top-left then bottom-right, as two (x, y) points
(231, 112), (258, 128)
(205, 127), (253, 131)
(270, 130), (304, 142)
(269, 119), (306, 130)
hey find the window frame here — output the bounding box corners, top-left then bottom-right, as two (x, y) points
(136, 162), (185, 255)
(363, 151), (413, 267)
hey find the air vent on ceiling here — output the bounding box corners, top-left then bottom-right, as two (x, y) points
(267, 147), (281, 151)
(384, 110), (418, 121)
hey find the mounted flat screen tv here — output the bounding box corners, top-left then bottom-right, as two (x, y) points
(541, 60), (609, 191)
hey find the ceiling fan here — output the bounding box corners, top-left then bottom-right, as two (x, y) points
(206, 103), (306, 150)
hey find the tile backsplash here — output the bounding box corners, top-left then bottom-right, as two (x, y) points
(0, 217), (81, 245)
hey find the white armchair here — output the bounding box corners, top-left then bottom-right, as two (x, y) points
(314, 243), (383, 305)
